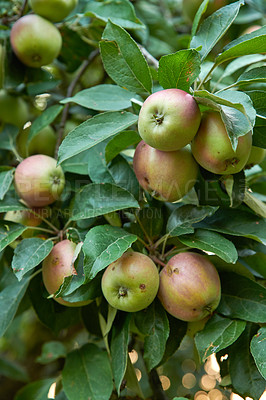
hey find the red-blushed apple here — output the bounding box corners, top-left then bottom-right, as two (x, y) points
(133, 140), (199, 202)
(16, 125), (56, 158)
(42, 239), (92, 307)
(158, 252), (221, 322)
(29, 0), (78, 22)
(138, 89), (201, 151)
(10, 14), (62, 68)
(14, 154), (65, 207)
(101, 251), (159, 312)
(0, 90), (29, 128)
(191, 111), (252, 175)
(245, 146), (266, 169)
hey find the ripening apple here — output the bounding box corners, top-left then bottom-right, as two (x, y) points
(101, 251), (160, 312)
(245, 146), (266, 168)
(14, 154), (65, 207)
(191, 111), (252, 175)
(10, 14), (62, 68)
(0, 90), (29, 128)
(158, 252), (221, 322)
(182, 0), (227, 22)
(42, 239), (92, 306)
(138, 89), (201, 151)
(16, 125), (56, 158)
(4, 208), (43, 238)
(29, 0), (78, 22)
(133, 141), (199, 202)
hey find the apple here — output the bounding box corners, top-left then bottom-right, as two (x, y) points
(133, 140), (199, 202)
(191, 111), (252, 175)
(29, 0), (78, 22)
(138, 89), (201, 151)
(245, 146), (266, 168)
(101, 251), (159, 312)
(42, 239), (92, 307)
(182, 0), (227, 22)
(10, 14), (62, 68)
(158, 252), (221, 322)
(14, 154), (65, 207)
(17, 125), (56, 158)
(0, 90), (29, 128)
(241, 25), (262, 36)
(4, 208), (43, 238)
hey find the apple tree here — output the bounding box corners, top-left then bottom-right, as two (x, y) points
(0, 0), (265, 399)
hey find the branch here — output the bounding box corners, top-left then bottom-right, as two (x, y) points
(138, 45), (159, 69)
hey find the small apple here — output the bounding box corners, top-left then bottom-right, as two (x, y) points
(29, 0), (78, 22)
(4, 208), (43, 238)
(241, 25), (262, 36)
(245, 146), (266, 168)
(17, 125), (56, 158)
(14, 154), (65, 207)
(158, 252), (221, 322)
(101, 251), (159, 312)
(138, 89), (201, 151)
(133, 140), (199, 202)
(191, 111), (252, 175)
(10, 14), (62, 68)
(42, 239), (92, 307)
(0, 90), (29, 128)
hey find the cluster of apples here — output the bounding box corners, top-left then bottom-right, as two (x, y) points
(10, 0), (77, 68)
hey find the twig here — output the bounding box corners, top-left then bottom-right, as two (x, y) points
(150, 255), (166, 269)
(138, 44), (159, 70)
(18, 0), (28, 18)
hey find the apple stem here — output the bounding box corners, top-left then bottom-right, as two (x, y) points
(135, 212), (153, 246)
(150, 255), (166, 268)
(30, 209), (60, 233)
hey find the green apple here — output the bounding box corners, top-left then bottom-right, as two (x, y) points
(158, 252), (221, 322)
(133, 140), (199, 202)
(0, 90), (29, 128)
(29, 0), (78, 22)
(191, 111), (252, 175)
(10, 14), (62, 68)
(42, 239), (92, 307)
(245, 146), (266, 168)
(101, 251), (159, 312)
(138, 89), (201, 151)
(14, 154), (65, 207)
(17, 125), (56, 158)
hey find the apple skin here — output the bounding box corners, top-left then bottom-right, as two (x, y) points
(101, 251), (159, 312)
(10, 14), (62, 68)
(133, 140), (199, 202)
(191, 111), (252, 175)
(245, 146), (266, 168)
(14, 155), (65, 207)
(138, 89), (201, 151)
(0, 90), (29, 128)
(42, 239), (92, 307)
(17, 125), (56, 158)
(4, 208), (42, 238)
(29, 0), (78, 22)
(158, 252), (221, 322)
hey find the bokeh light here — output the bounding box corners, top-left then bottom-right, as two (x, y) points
(159, 375), (171, 390)
(200, 374), (217, 391)
(182, 372), (197, 389)
(128, 349), (138, 364)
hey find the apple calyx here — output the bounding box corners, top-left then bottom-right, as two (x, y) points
(153, 113), (164, 125)
(118, 287), (128, 297)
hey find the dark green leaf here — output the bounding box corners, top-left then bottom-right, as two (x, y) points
(36, 341), (67, 364)
(0, 124), (19, 151)
(14, 378), (55, 400)
(223, 170), (246, 209)
(0, 190), (27, 213)
(0, 220), (27, 252)
(0, 168), (14, 200)
(28, 105), (63, 143)
(109, 154), (140, 200)
(250, 326), (266, 380)
(87, 142), (114, 184)
(245, 90), (266, 119)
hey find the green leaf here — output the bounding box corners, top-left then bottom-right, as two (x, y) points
(223, 170), (246, 209)
(167, 204), (218, 237)
(61, 85), (142, 111)
(221, 55), (266, 80)
(216, 25), (266, 65)
(179, 228), (238, 264)
(0, 124), (19, 151)
(14, 378), (55, 400)
(217, 272), (266, 323)
(83, 225), (137, 280)
(62, 343), (113, 400)
(123, 355), (144, 399)
(244, 190), (266, 219)
(100, 20), (152, 95)
(36, 341), (67, 364)
(234, 66), (266, 87)
(0, 355), (29, 382)
(158, 49), (201, 92)
(0, 168), (14, 200)
(57, 111), (138, 164)
(228, 323), (266, 400)
(109, 154), (140, 200)
(135, 300), (169, 371)
(110, 313), (131, 394)
(245, 90), (266, 119)
(190, 1), (244, 60)
(191, 0), (209, 38)
(12, 238), (53, 281)
(85, 0), (144, 30)
(105, 130), (140, 164)
(250, 326), (266, 380)
(0, 190), (27, 213)
(0, 220), (27, 252)
(195, 314), (246, 362)
(71, 183), (139, 221)
(28, 104), (63, 144)
(87, 142), (114, 184)
(61, 149), (91, 175)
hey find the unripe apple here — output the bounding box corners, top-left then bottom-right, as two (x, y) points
(138, 89), (201, 151)
(10, 14), (62, 68)
(101, 251), (159, 312)
(191, 111), (252, 175)
(0, 90), (29, 128)
(14, 155), (65, 207)
(158, 252), (221, 322)
(4, 208), (42, 238)
(29, 0), (78, 22)
(245, 146), (266, 168)
(16, 125), (56, 158)
(42, 239), (91, 307)
(241, 25), (262, 35)
(133, 140), (199, 202)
